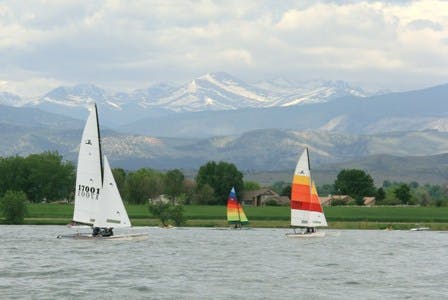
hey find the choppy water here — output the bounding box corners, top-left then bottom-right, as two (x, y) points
(1, 226), (447, 299)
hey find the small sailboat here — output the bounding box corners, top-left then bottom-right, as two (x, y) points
(57, 104), (147, 240)
(227, 187), (249, 229)
(286, 148), (327, 238)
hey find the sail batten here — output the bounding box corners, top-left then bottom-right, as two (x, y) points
(290, 148), (327, 228)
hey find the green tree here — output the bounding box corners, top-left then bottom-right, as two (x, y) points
(394, 184), (412, 204)
(271, 181), (288, 195)
(415, 189), (431, 206)
(280, 185), (291, 197)
(264, 199), (279, 206)
(164, 169), (185, 202)
(182, 178), (196, 205)
(0, 152), (75, 202)
(244, 181), (260, 191)
(192, 184), (215, 205)
(0, 156), (29, 197)
(148, 201), (171, 226)
(317, 184), (334, 196)
(25, 152), (75, 202)
(0, 190), (28, 224)
(196, 161), (243, 205)
(409, 181), (419, 189)
(334, 169), (376, 200)
(148, 201), (186, 227)
(126, 169), (164, 204)
(376, 187), (386, 203)
(112, 168), (127, 196)
(169, 205), (186, 226)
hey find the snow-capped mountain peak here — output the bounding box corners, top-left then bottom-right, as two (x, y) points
(0, 73), (375, 119)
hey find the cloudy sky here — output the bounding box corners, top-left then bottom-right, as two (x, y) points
(1, 0), (448, 96)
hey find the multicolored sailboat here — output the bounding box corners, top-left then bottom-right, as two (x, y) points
(286, 148), (327, 238)
(227, 187), (249, 228)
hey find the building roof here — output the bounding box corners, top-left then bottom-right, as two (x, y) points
(241, 189), (280, 200)
(363, 196), (376, 206)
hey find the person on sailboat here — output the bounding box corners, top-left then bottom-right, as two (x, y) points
(92, 227), (113, 237)
(100, 227), (114, 237)
(92, 227), (100, 237)
(305, 227), (315, 234)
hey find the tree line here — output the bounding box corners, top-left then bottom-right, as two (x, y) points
(1, 152), (447, 210)
(0, 153), (245, 205)
(273, 169), (448, 207)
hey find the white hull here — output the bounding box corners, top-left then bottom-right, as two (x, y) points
(66, 224), (91, 229)
(57, 233), (148, 241)
(410, 227), (430, 231)
(229, 227), (250, 230)
(285, 231), (326, 238)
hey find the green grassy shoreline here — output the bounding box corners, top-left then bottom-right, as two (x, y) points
(2, 204), (448, 230)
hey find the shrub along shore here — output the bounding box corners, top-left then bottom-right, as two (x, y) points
(1, 204), (447, 230)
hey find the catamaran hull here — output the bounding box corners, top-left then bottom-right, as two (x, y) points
(410, 227), (430, 231)
(56, 233), (148, 241)
(285, 231), (326, 238)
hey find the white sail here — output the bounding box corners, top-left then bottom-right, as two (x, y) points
(290, 148), (327, 228)
(293, 149), (311, 177)
(73, 105), (102, 225)
(94, 155), (131, 228)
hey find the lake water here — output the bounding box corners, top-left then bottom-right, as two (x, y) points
(1, 226), (447, 299)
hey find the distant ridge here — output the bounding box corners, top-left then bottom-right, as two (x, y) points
(1, 115), (448, 180)
(122, 83), (448, 137)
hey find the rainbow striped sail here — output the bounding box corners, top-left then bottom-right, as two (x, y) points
(227, 187), (248, 225)
(290, 148), (327, 228)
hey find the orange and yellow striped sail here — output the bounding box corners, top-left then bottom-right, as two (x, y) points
(290, 148), (327, 227)
(227, 187), (248, 225)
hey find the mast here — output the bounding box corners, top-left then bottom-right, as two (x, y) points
(94, 103), (104, 183)
(236, 191), (241, 225)
(307, 147), (313, 227)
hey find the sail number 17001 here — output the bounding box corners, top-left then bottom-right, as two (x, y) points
(78, 185), (100, 200)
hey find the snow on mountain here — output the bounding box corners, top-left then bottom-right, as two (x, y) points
(0, 73), (373, 125)
(0, 92), (26, 107)
(142, 72), (279, 112)
(255, 79), (369, 107)
(39, 83), (115, 108)
(131, 83), (177, 108)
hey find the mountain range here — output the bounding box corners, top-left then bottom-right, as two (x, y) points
(123, 83), (448, 137)
(0, 72), (370, 127)
(1, 74), (448, 184)
(2, 72), (446, 137)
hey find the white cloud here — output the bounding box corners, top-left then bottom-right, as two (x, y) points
(0, 0), (447, 96)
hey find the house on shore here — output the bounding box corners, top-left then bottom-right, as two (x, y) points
(320, 195), (376, 206)
(319, 195), (354, 206)
(363, 196), (376, 206)
(241, 189), (290, 206)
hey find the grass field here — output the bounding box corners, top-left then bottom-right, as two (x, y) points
(8, 203), (447, 230)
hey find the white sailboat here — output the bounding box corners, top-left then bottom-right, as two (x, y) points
(58, 104), (147, 240)
(286, 148), (327, 238)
